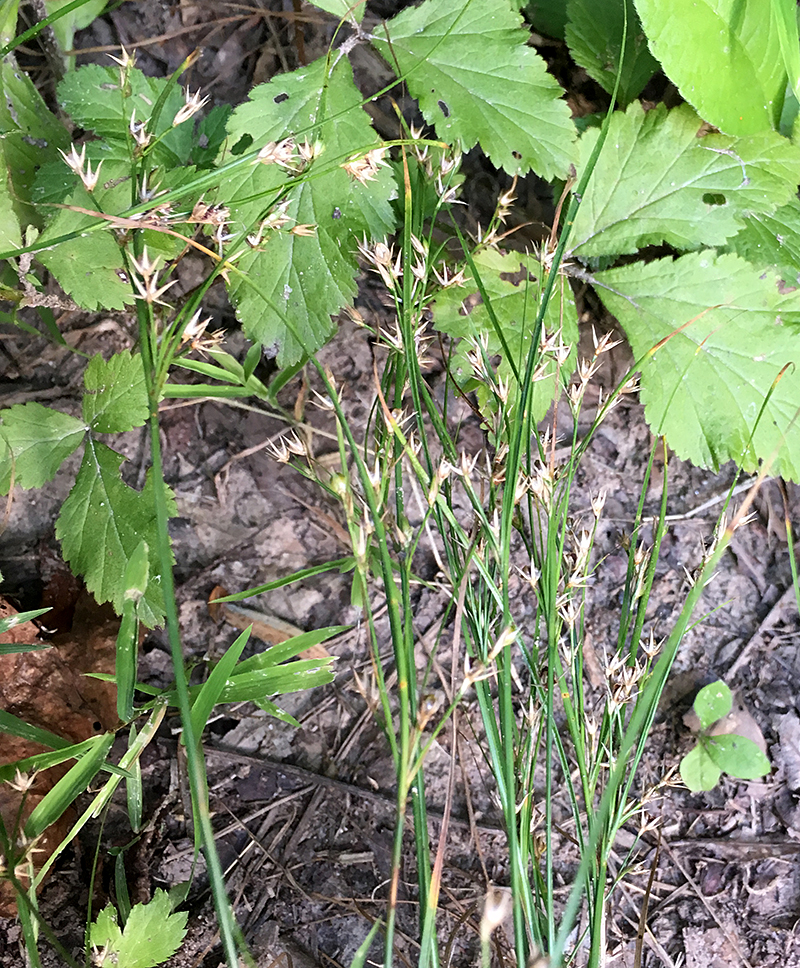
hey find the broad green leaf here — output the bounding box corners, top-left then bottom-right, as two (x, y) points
(91, 890), (187, 968)
(431, 248), (578, 421)
(570, 103), (800, 258)
(56, 439), (177, 626)
(694, 680), (732, 730)
(565, 0), (658, 106)
(57, 64), (193, 164)
(595, 251), (800, 479)
(37, 182), (134, 311)
(83, 351), (149, 433)
(705, 733), (771, 779)
(373, 0), (576, 179)
(25, 731), (114, 839)
(773, 0), (800, 103)
(634, 0), (786, 135)
(0, 402), (85, 493)
(727, 197), (800, 278)
(45, 0), (107, 53)
(193, 103), (232, 168)
(306, 0), (364, 24)
(680, 743), (722, 791)
(0, 60), (68, 244)
(525, 0), (569, 40)
(187, 657), (335, 705)
(224, 57), (396, 366)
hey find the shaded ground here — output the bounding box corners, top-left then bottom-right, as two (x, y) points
(2, 2), (800, 966)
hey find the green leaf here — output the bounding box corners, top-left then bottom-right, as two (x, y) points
(634, 0), (787, 135)
(693, 680), (732, 730)
(373, 0), (576, 179)
(569, 103), (800, 258)
(193, 103), (232, 168)
(525, 0), (569, 40)
(190, 626), (251, 743)
(594, 251), (800, 479)
(680, 743), (722, 791)
(0, 60), (68, 245)
(91, 890), (188, 968)
(56, 439), (177, 626)
(431, 248), (578, 421)
(187, 657), (335, 706)
(36, 183), (134, 311)
(25, 731), (114, 839)
(726, 197), (800, 277)
(235, 625), (348, 670)
(306, 0), (364, 24)
(0, 402), (86, 493)
(224, 56), (396, 366)
(0, 708), (72, 751)
(57, 64), (193, 164)
(565, 0), (659, 106)
(704, 733), (772, 779)
(83, 351), (149, 433)
(45, 0), (107, 53)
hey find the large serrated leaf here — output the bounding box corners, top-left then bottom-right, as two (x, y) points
(0, 402), (86, 493)
(223, 57), (396, 366)
(431, 249), (578, 421)
(634, 0), (786, 135)
(565, 0), (658, 106)
(36, 180), (134, 311)
(57, 64), (193, 164)
(570, 103), (800, 258)
(595, 251), (800, 480)
(373, 0), (576, 179)
(83, 351), (149, 433)
(56, 440), (177, 627)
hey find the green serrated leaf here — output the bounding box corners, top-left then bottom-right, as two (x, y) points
(193, 103), (232, 168)
(83, 351), (149, 433)
(56, 439), (177, 626)
(694, 680), (732, 730)
(57, 64), (192, 164)
(37, 184), (134, 311)
(91, 890), (187, 968)
(634, 0), (786, 135)
(726, 197), (800, 277)
(566, 0), (658, 106)
(224, 56), (396, 366)
(595, 251), (800, 479)
(525, 0), (569, 40)
(680, 742), (722, 791)
(704, 733), (771, 779)
(431, 248), (578, 421)
(373, 0), (576, 179)
(0, 402), (85, 493)
(570, 102), (800, 257)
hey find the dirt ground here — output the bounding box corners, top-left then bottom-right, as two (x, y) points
(2, 2), (800, 966)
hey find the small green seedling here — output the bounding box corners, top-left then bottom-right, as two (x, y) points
(90, 889), (188, 968)
(680, 680), (771, 792)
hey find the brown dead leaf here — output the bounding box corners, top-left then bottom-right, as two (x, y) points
(0, 592), (118, 916)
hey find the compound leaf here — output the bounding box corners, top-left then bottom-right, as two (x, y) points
(373, 0), (576, 179)
(565, 0), (658, 106)
(570, 103), (800, 258)
(634, 0), (786, 135)
(223, 56), (396, 366)
(0, 402), (85, 493)
(83, 351), (149, 434)
(91, 890), (187, 968)
(595, 251), (800, 480)
(432, 248), (578, 421)
(56, 440), (176, 627)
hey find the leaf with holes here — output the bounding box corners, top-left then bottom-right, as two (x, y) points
(223, 56), (396, 366)
(569, 102), (800, 258)
(373, 0), (576, 179)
